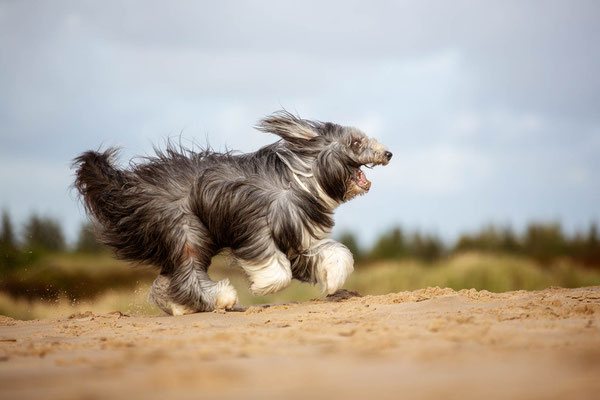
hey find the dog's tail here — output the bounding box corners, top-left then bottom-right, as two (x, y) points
(73, 148), (127, 225)
(73, 149), (172, 270)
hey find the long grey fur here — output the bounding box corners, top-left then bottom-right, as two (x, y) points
(73, 111), (392, 314)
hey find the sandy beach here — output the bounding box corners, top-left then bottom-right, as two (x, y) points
(1, 286), (599, 399)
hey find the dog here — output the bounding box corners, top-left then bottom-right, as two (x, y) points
(73, 111), (392, 315)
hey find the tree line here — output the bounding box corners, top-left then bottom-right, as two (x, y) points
(342, 222), (600, 268)
(0, 211), (105, 272)
(1, 210), (599, 271)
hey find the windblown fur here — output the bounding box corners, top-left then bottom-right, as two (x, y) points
(73, 111), (392, 315)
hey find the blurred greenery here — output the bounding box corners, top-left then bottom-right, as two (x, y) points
(0, 252), (155, 302)
(1, 209), (600, 320)
(340, 221), (600, 268)
(345, 253), (600, 294)
(0, 211), (22, 273)
(1, 210), (16, 248)
(366, 227), (444, 263)
(1, 251), (599, 321)
(23, 214), (66, 253)
(337, 231), (363, 261)
(75, 222), (107, 254)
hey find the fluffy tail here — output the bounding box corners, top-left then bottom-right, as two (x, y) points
(73, 148), (127, 225)
(73, 148), (174, 271)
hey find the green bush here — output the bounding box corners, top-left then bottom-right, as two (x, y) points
(75, 223), (107, 253)
(23, 214), (65, 252)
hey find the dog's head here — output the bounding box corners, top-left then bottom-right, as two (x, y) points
(257, 111), (392, 205)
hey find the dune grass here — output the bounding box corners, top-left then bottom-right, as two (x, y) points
(0, 252), (155, 302)
(218, 252), (600, 306)
(347, 252), (600, 294)
(1, 252), (599, 320)
(0, 285), (160, 320)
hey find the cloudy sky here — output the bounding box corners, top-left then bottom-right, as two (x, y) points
(1, 0), (599, 246)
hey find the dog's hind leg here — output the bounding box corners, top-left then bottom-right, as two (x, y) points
(170, 244), (238, 314)
(148, 265), (237, 315)
(148, 273), (196, 315)
(148, 217), (238, 315)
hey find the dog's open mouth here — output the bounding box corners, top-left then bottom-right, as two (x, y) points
(354, 168), (372, 191)
(353, 157), (391, 193)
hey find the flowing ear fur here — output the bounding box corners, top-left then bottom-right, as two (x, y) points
(255, 110), (319, 142)
(313, 145), (352, 201)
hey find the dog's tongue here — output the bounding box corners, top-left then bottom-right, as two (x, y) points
(357, 169), (371, 189)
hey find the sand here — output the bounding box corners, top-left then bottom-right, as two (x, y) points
(1, 286), (599, 400)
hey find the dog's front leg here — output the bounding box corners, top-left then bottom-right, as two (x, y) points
(234, 247), (293, 296)
(305, 240), (354, 294)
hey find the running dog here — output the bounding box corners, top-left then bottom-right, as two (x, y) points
(73, 111), (392, 315)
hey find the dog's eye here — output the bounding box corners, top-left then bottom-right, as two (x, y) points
(351, 139), (361, 148)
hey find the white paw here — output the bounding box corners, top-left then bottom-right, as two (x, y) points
(149, 275), (196, 315)
(239, 252), (293, 296)
(316, 243), (354, 294)
(170, 303), (197, 316)
(249, 266), (292, 296)
(215, 279), (238, 310)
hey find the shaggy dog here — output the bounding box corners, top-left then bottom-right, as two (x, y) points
(73, 111), (392, 315)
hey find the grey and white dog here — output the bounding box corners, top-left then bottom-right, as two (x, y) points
(73, 111), (391, 315)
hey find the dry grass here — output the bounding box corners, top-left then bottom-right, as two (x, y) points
(1, 252), (600, 320)
(0, 285), (160, 320)
(347, 252), (600, 294)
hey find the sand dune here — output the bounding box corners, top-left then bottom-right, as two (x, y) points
(1, 286), (599, 399)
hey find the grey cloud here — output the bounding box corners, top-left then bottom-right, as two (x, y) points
(0, 0), (598, 244)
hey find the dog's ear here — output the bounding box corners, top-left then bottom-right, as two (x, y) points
(255, 111), (319, 142)
(313, 145), (352, 201)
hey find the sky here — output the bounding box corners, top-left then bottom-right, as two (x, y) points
(1, 0), (599, 246)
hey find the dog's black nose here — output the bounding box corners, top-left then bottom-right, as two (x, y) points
(384, 151), (393, 161)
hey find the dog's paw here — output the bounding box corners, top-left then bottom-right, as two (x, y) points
(170, 303), (197, 316)
(215, 279), (238, 310)
(316, 245), (354, 294)
(244, 255), (293, 296)
(148, 275), (196, 315)
(249, 268), (292, 296)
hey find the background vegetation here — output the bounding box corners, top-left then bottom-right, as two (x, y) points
(1, 209), (599, 320)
